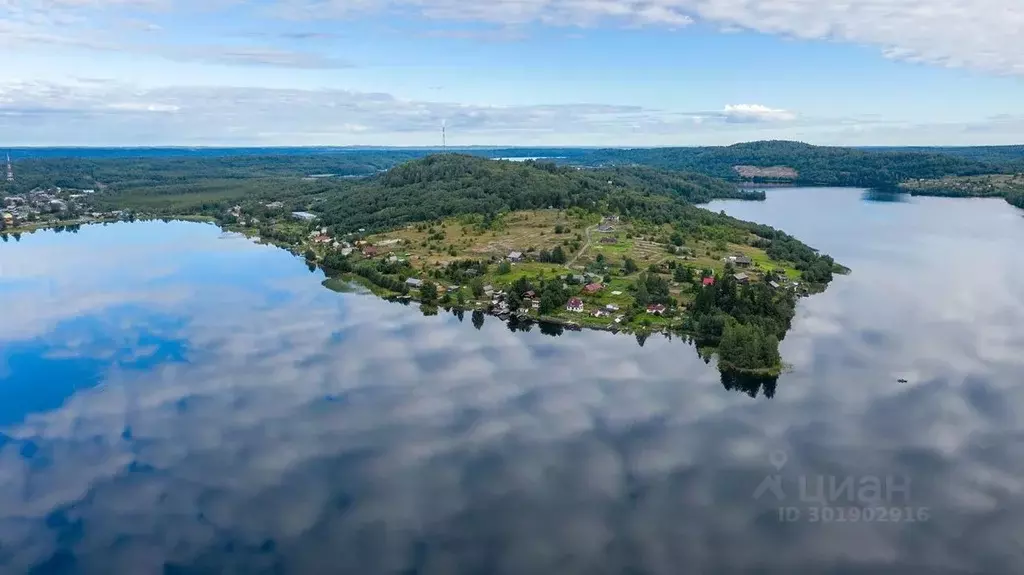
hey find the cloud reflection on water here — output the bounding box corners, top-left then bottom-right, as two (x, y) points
(0, 197), (1023, 573)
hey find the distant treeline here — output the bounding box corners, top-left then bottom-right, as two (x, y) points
(1008, 190), (1024, 209)
(0, 153), (415, 195)
(5, 140), (1023, 195)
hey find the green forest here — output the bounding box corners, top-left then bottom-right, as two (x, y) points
(1008, 190), (1024, 209)
(571, 141), (1009, 187)
(6, 140), (1022, 200)
(313, 155), (764, 233)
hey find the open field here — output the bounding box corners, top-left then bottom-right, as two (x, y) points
(366, 209), (596, 268)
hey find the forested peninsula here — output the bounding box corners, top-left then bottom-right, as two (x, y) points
(6, 140), (1023, 375)
(3, 153), (847, 378)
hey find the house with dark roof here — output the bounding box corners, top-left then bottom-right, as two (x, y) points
(734, 272), (750, 284)
(734, 255), (752, 267)
(405, 278), (423, 287)
(646, 304), (666, 315)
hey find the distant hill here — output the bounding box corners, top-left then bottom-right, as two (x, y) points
(6, 141), (1021, 196)
(567, 141), (1007, 187)
(314, 154), (761, 234)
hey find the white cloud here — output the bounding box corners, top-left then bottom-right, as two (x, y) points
(107, 102), (180, 112)
(4, 0), (1024, 76)
(2, 80), (1021, 145)
(274, 0), (1024, 75)
(0, 80), (807, 145)
(721, 104), (796, 123)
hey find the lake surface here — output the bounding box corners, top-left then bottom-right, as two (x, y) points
(2, 188), (1024, 574)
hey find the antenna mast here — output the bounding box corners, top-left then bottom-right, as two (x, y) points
(442, 120), (447, 153)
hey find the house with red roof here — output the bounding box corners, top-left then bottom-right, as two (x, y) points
(646, 304), (667, 315)
(566, 297), (585, 312)
(583, 283), (603, 294)
(702, 276), (715, 287)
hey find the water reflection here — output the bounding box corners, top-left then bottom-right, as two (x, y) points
(1, 194), (1023, 573)
(862, 189), (911, 203)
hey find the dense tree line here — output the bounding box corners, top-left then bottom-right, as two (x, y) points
(319, 252), (411, 294)
(1007, 190), (1024, 210)
(6, 141), (1020, 200)
(313, 154), (761, 234)
(684, 271), (797, 372)
(570, 141), (1011, 187)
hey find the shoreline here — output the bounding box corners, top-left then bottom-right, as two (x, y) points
(10, 216), (793, 379)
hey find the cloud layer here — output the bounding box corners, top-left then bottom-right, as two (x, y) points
(276, 0), (1024, 75)
(0, 80), (814, 145)
(5, 0), (1024, 75)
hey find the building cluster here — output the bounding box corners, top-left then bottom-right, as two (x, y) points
(2, 187), (97, 229)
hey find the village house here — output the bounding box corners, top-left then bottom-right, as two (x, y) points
(769, 281), (781, 289)
(583, 283), (603, 294)
(591, 309), (607, 318)
(523, 290), (536, 298)
(605, 304), (619, 312)
(734, 255), (752, 267)
(566, 297), (585, 312)
(340, 247), (354, 256)
(734, 272), (750, 284)
(507, 251), (523, 262)
(361, 246), (378, 257)
(646, 304), (667, 315)
(702, 276), (716, 287)
(596, 223), (615, 233)
(405, 278), (423, 288)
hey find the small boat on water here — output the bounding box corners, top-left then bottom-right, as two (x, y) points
(897, 378), (908, 383)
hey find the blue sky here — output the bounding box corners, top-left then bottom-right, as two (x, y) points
(2, 0), (1023, 146)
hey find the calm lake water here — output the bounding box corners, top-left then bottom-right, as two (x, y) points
(2, 188), (1023, 574)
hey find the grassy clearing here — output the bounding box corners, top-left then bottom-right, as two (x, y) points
(368, 209), (591, 267)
